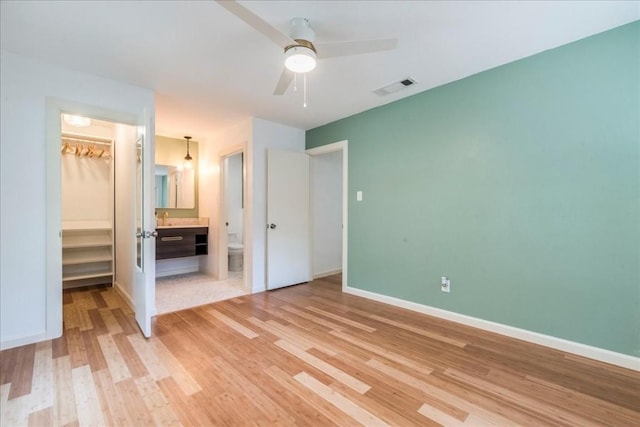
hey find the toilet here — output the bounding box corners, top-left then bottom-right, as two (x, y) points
(227, 232), (243, 272)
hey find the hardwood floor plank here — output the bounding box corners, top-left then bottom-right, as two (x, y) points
(444, 368), (599, 426)
(52, 356), (77, 426)
(1, 275), (638, 426)
(264, 365), (359, 426)
(127, 334), (170, 381)
(207, 308), (259, 339)
(51, 332), (69, 360)
(98, 308), (124, 336)
(112, 332), (149, 379)
(210, 355), (298, 425)
(80, 330), (107, 372)
(294, 371), (389, 426)
(418, 402), (468, 426)
(27, 341), (54, 413)
(156, 377), (212, 426)
(331, 329), (436, 377)
(27, 406), (52, 427)
(112, 307), (139, 335)
(305, 306), (377, 332)
(6, 344), (36, 399)
(147, 337), (201, 396)
(93, 369), (130, 426)
(134, 375), (182, 426)
(281, 304), (345, 330)
(71, 365), (105, 426)
(87, 309), (108, 335)
(114, 377), (155, 425)
(96, 334), (131, 382)
(65, 328), (88, 369)
(365, 358), (516, 426)
(276, 339), (371, 394)
(523, 373), (640, 425)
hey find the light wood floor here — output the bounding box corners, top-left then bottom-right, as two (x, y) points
(1, 274), (639, 426)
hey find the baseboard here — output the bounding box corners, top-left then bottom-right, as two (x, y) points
(313, 269), (342, 279)
(114, 281), (157, 318)
(344, 286), (640, 371)
(113, 280), (134, 311)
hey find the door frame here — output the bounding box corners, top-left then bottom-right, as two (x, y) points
(218, 144), (249, 290)
(306, 140), (348, 291)
(45, 98), (150, 338)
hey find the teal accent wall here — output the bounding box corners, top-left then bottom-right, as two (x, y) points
(307, 22), (640, 357)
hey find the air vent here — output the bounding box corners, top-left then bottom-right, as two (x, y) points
(373, 77), (418, 96)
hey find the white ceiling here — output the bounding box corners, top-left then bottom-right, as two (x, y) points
(1, 1), (638, 139)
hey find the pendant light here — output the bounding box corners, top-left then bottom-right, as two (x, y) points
(184, 136), (193, 169)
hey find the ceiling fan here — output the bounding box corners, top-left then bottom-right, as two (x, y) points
(216, 0), (398, 96)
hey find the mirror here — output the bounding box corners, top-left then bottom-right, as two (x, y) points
(155, 135), (197, 209)
(155, 165), (194, 208)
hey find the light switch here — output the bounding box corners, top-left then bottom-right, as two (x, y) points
(356, 191), (363, 201)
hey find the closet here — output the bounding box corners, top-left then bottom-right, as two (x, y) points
(60, 124), (115, 289)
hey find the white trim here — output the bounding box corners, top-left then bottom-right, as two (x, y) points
(45, 98), (140, 348)
(344, 285), (640, 371)
(313, 269), (343, 279)
(306, 140), (348, 292)
(218, 144), (250, 293)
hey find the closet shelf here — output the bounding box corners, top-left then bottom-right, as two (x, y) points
(62, 248), (112, 265)
(62, 220), (112, 231)
(62, 234), (112, 249)
(62, 225), (113, 288)
(63, 271), (113, 282)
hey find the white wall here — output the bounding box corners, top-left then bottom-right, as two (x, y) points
(250, 118), (305, 293)
(61, 145), (112, 222)
(311, 150), (343, 276)
(114, 123), (138, 302)
(0, 50), (154, 349)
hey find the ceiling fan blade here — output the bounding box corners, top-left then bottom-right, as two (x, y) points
(315, 38), (398, 59)
(273, 68), (294, 95)
(215, 0), (294, 48)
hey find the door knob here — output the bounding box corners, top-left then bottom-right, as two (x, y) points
(268, 223), (277, 229)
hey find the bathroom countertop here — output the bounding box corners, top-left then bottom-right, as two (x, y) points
(155, 217), (209, 229)
(156, 224), (209, 229)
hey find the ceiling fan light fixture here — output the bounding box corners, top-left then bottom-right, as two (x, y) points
(284, 45), (316, 73)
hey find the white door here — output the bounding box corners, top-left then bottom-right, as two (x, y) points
(267, 149), (311, 290)
(133, 116), (156, 337)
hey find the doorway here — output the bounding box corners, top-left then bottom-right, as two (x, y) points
(219, 149), (247, 288)
(307, 140), (348, 290)
(46, 100), (155, 338)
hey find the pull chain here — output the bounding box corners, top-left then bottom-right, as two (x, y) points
(293, 73), (298, 92)
(303, 73), (307, 108)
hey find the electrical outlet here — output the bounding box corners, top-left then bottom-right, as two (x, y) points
(441, 276), (451, 293)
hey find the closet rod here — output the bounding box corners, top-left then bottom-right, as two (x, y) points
(61, 133), (113, 147)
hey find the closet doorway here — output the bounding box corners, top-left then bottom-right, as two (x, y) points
(55, 112), (153, 331)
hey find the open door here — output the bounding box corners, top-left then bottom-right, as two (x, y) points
(266, 149), (311, 290)
(133, 115), (156, 337)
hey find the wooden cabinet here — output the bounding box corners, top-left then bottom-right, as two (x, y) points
(62, 221), (113, 289)
(156, 227), (208, 260)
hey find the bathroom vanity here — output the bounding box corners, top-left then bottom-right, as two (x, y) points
(156, 225), (208, 260)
